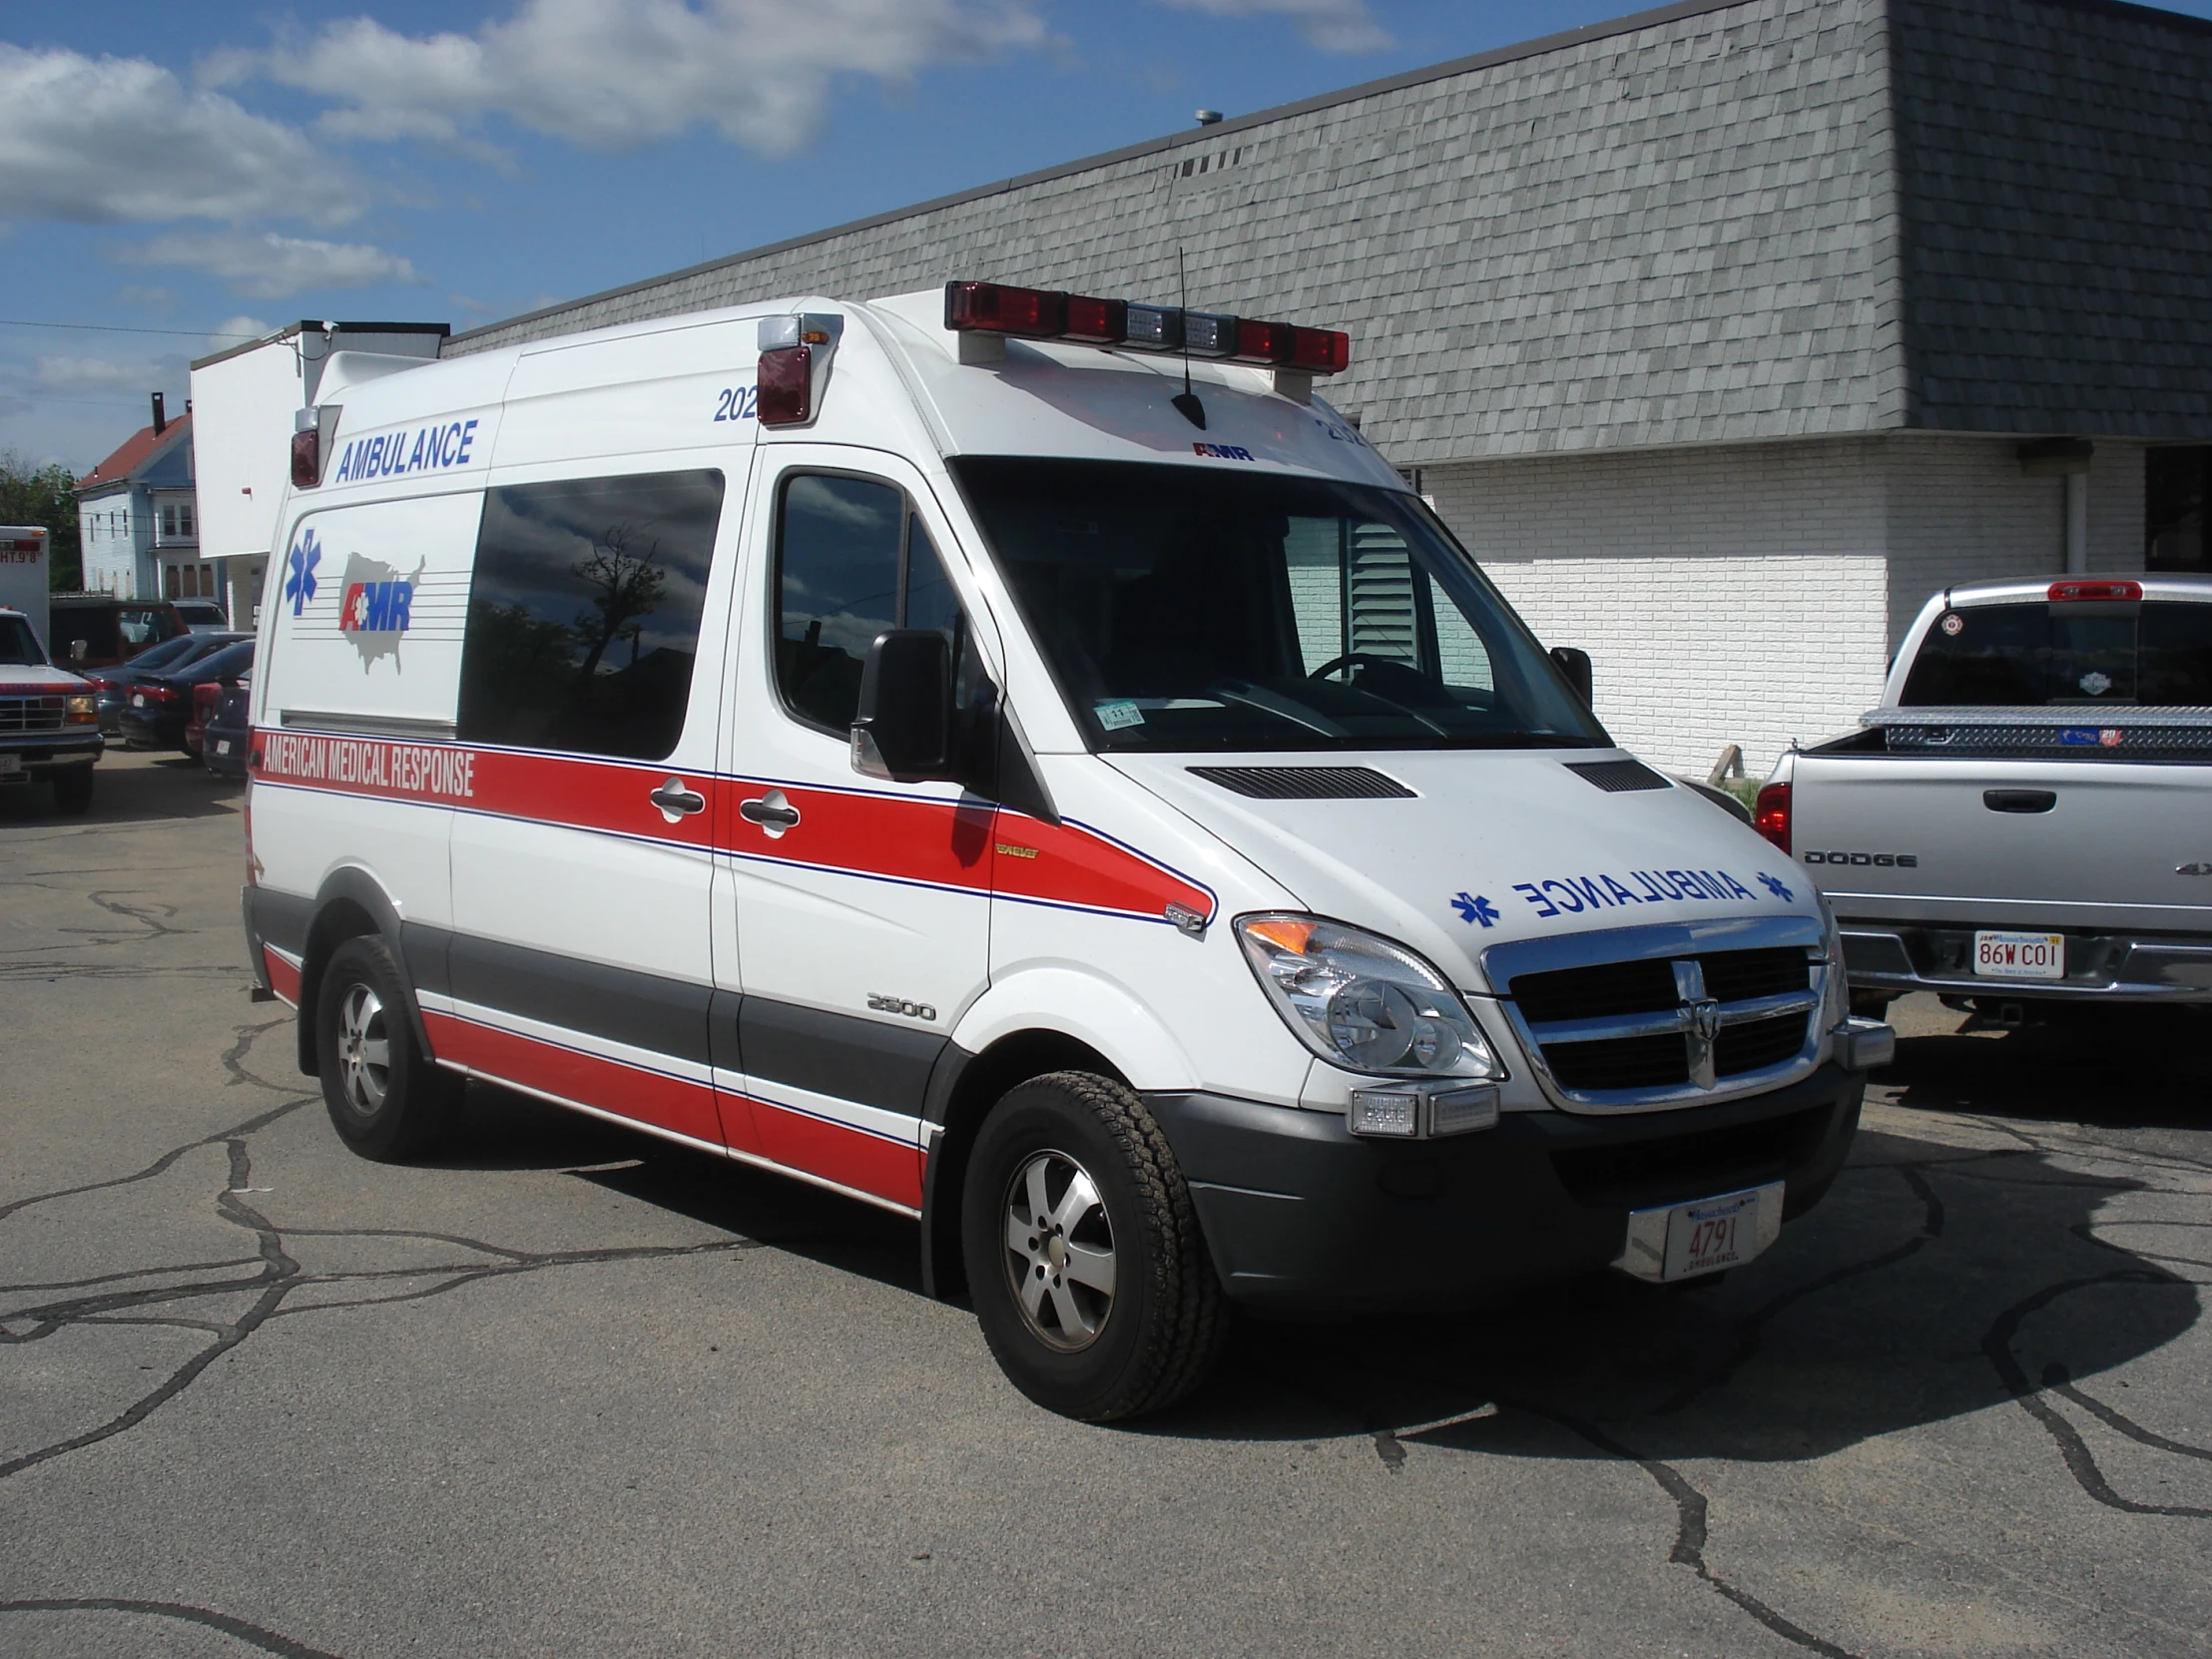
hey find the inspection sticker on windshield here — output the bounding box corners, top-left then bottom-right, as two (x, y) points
(1094, 700), (1145, 731)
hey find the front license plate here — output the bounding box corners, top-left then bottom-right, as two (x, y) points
(1973, 930), (2064, 980)
(0, 754), (20, 776)
(1615, 1181), (1784, 1283)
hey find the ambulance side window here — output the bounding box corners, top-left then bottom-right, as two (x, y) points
(774, 472), (969, 734)
(456, 468), (724, 761)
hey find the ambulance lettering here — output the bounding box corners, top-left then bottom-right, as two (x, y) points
(1507, 866), (1770, 920)
(332, 418), (479, 483)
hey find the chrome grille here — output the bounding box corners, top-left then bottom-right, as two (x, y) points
(0, 695), (67, 735)
(1485, 917), (1829, 1113)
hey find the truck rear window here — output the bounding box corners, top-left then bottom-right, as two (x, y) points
(1902, 601), (2212, 706)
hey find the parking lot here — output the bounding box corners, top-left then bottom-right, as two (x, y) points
(2, 751), (2208, 1659)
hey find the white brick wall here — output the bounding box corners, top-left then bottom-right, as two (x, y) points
(1419, 431), (2155, 777)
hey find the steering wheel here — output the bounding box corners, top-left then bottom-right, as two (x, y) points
(1308, 651), (1410, 681)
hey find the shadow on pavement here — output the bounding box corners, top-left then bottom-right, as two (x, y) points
(434, 1080), (924, 1295)
(424, 1064), (2198, 1466)
(0, 751), (241, 830)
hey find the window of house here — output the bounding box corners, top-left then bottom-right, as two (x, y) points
(457, 469), (725, 761)
(2146, 447), (2210, 572)
(773, 472), (969, 733)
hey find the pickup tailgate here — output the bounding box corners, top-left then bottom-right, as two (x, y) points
(1796, 752), (2212, 931)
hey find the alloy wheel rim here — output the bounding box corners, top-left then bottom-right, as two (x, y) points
(1002, 1149), (1117, 1352)
(337, 982), (391, 1115)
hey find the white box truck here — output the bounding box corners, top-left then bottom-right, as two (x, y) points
(0, 526), (50, 651)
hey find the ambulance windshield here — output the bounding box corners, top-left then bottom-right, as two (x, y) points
(951, 457), (1609, 753)
(0, 616), (46, 667)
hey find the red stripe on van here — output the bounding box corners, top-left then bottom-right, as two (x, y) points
(254, 730), (1212, 924)
(744, 1097), (925, 1211)
(263, 945), (301, 1006)
(422, 1009), (727, 1148)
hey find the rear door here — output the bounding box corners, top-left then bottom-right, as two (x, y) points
(439, 464), (741, 1150)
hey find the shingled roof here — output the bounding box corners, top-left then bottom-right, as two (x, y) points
(77, 413), (192, 494)
(447, 0), (2212, 457)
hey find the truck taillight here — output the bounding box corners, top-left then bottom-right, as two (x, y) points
(1754, 782), (1792, 854)
(2048, 579), (2140, 602)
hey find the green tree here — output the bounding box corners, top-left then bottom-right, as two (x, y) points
(0, 450), (82, 590)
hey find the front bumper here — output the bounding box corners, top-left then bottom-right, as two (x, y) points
(1, 733), (103, 781)
(1147, 1061), (1866, 1316)
(1844, 922), (2212, 1002)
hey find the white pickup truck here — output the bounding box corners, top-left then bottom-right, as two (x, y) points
(1759, 575), (2212, 1018)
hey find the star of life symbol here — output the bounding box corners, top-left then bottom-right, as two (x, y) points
(1758, 871), (1795, 901)
(1451, 891), (1501, 927)
(283, 529), (320, 616)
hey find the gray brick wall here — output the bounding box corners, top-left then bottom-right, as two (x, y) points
(452, 0), (1907, 464)
(1891, 0), (2212, 437)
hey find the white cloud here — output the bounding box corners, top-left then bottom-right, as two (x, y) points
(127, 232), (422, 300)
(37, 356), (148, 392)
(210, 316), (278, 348)
(212, 0), (1054, 158)
(0, 45), (352, 226)
(1150, 0), (1391, 53)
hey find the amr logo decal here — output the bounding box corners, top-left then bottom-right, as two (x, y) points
(337, 552), (423, 668)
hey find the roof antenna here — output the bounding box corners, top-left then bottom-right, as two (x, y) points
(1172, 247), (1206, 430)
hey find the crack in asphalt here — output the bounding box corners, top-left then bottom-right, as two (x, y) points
(0, 1596), (345, 1658)
(0, 1018), (771, 1486)
(1983, 1277), (2212, 1520)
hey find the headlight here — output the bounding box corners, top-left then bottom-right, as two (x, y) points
(64, 693), (97, 725)
(1234, 913), (1499, 1079)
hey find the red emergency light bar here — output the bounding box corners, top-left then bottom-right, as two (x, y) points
(2048, 579), (2141, 603)
(943, 280), (1350, 375)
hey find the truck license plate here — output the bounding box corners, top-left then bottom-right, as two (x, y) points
(213, 740), (231, 755)
(1614, 1182), (1785, 1283)
(0, 754), (20, 776)
(1973, 930), (2064, 980)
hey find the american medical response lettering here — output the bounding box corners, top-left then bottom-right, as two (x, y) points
(261, 732), (475, 800)
(332, 418), (479, 484)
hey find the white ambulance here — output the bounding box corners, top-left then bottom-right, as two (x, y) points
(238, 280), (1893, 1419)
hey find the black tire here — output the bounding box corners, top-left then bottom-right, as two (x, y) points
(314, 935), (461, 1162)
(960, 1070), (1226, 1421)
(50, 768), (94, 816)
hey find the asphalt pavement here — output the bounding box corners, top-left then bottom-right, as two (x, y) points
(3, 750), (2209, 1658)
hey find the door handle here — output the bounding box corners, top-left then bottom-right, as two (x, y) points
(651, 777), (707, 821)
(1983, 789), (2056, 814)
(739, 789), (802, 837)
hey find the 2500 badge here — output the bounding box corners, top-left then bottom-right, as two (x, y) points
(866, 992), (937, 1022)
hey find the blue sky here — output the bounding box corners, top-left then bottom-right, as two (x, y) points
(7, 0), (2210, 472)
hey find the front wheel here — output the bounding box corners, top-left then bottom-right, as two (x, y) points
(960, 1071), (1226, 1421)
(314, 935), (461, 1162)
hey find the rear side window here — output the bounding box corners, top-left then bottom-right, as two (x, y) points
(1903, 600), (2212, 706)
(774, 472), (964, 733)
(458, 468), (724, 760)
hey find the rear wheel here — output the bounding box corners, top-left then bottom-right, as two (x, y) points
(50, 768), (93, 816)
(961, 1071), (1226, 1421)
(314, 935), (461, 1162)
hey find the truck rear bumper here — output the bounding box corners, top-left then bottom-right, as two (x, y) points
(1844, 923), (2212, 1001)
(1147, 1062), (1866, 1316)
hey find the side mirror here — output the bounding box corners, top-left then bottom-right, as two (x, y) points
(851, 629), (953, 783)
(69, 640), (88, 664)
(1549, 645), (1593, 706)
